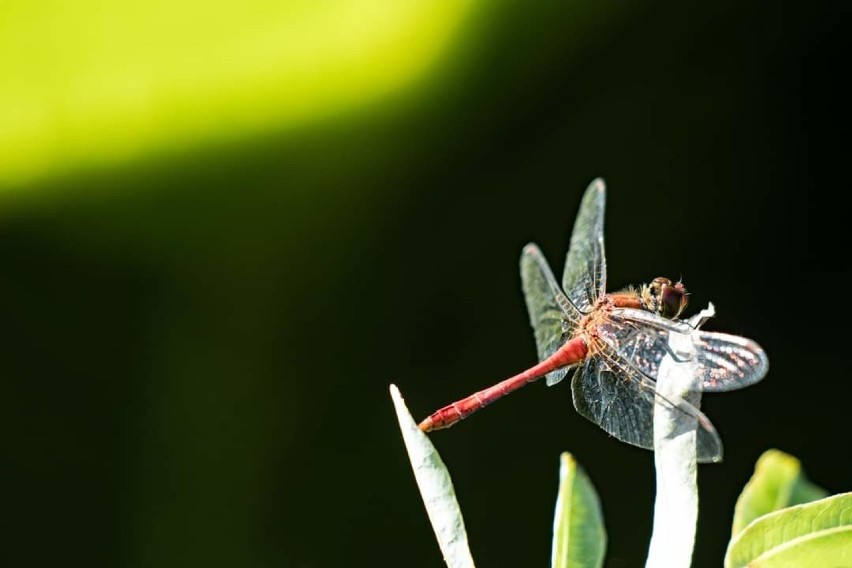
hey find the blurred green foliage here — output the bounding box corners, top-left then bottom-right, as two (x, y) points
(731, 449), (827, 536)
(0, 0), (475, 189)
(726, 449), (844, 568)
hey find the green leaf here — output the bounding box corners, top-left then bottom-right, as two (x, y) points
(731, 449), (828, 536)
(551, 452), (606, 568)
(390, 385), (475, 568)
(725, 492), (852, 568)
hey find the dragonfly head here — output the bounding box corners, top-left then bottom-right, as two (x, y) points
(643, 277), (688, 319)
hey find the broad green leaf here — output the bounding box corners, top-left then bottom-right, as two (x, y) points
(390, 385), (475, 568)
(551, 452), (606, 568)
(731, 449), (827, 536)
(725, 492), (852, 568)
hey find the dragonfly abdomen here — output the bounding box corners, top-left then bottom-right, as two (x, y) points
(419, 337), (588, 432)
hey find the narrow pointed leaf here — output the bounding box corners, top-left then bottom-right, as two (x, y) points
(390, 384), (475, 568)
(551, 452), (606, 568)
(731, 449), (827, 536)
(725, 492), (852, 568)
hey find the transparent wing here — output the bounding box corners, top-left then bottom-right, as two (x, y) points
(562, 178), (607, 314)
(693, 332), (768, 391)
(605, 308), (769, 392)
(570, 353), (724, 463)
(520, 244), (582, 387)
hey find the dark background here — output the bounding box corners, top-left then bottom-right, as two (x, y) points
(2, 2), (849, 566)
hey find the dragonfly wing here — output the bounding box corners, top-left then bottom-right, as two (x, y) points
(571, 354), (724, 463)
(521, 244), (581, 386)
(692, 331), (769, 391)
(571, 357), (652, 452)
(562, 178), (607, 314)
(607, 308), (768, 392)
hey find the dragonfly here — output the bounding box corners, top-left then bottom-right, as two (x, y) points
(418, 179), (768, 462)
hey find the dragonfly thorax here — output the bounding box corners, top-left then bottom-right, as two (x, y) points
(642, 277), (688, 319)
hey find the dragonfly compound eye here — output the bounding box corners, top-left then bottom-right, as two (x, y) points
(659, 280), (688, 319)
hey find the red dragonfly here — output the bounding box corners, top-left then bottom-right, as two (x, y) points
(419, 179), (768, 462)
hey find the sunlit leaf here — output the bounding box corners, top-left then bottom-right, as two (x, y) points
(731, 449), (827, 536)
(390, 384), (475, 568)
(551, 452), (606, 568)
(725, 492), (852, 568)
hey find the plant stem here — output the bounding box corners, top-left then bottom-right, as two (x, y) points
(645, 305), (714, 568)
